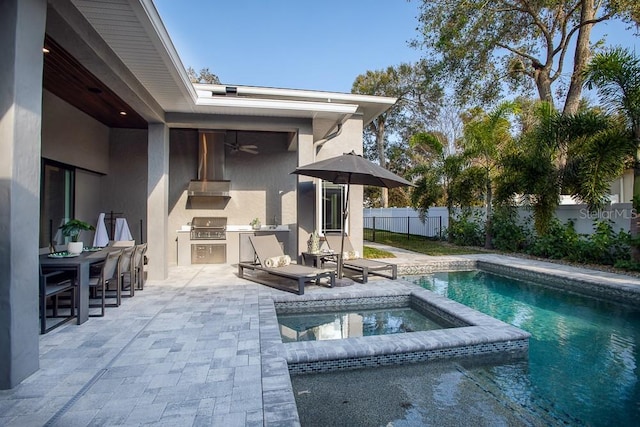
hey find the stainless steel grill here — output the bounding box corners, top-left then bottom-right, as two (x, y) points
(190, 217), (227, 240)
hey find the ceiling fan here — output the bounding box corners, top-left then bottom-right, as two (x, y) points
(225, 131), (258, 155)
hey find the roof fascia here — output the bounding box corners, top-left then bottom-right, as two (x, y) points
(195, 84), (397, 105)
(134, 0), (198, 103)
(195, 97), (358, 115)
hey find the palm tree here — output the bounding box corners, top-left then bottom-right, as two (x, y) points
(408, 131), (483, 242)
(496, 101), (633, 234)
(583, 47), (640, 201)
(583, 47), (640, 258)
(461, 102), (517, 248)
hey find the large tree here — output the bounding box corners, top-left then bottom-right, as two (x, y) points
(412, 0), (639, 114)
(352, 61), (443, 207)
(187, 67), (220, 84)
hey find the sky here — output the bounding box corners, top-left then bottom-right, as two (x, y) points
(153, 0), (423, 92)
(153, 0), (639, 95)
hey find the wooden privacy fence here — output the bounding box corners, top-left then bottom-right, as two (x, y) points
(363, 216), (442, 242)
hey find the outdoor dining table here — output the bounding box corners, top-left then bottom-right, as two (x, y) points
(39, 248), (111, 325)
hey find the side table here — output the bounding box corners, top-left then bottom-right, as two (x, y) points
(301, 251), (336, 268)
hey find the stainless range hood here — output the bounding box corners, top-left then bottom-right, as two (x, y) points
(187, 131), (230, 198)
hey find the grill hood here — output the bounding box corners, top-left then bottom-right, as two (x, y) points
(187, 131), (230, 198)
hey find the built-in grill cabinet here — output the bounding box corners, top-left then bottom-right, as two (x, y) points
(190, 217), (227, 240)
(191, 244), (226, 264)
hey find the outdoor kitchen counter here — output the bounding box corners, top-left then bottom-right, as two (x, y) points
(226, 225), (290, 232)
(177, 226), (289, 266)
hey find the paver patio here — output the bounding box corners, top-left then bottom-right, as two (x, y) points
(2, 246), (639, 426)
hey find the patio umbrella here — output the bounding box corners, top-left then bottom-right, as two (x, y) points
(291, 150), (413, 279)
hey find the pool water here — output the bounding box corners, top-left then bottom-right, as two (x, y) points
(278, 306), (447, 342)
(414, 270), (640, 426)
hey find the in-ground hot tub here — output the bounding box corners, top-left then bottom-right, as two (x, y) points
(262, 289), (530, 375)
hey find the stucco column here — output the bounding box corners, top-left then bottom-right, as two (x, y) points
(296, 124), (315, 258)
(0, 0), (46, 389)
(147, 123), (169, 280)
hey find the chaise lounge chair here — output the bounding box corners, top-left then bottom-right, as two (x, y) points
(238, 234), (335, 295)
(323, 234), (397, 283)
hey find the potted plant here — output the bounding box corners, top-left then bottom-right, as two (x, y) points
(59, 219), (95, 254)
(250, 217), (261, 230)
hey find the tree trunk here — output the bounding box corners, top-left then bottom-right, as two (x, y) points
(563, 0), (595, 116)
(484, 174), (493, 249)
(447, 202), (454, 243)
(631, 157), (640, 262)
(533, 67), (554, 108)
(376, 117), (389, 207)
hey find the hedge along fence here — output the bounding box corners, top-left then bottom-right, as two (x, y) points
(364, 204), (634, 238)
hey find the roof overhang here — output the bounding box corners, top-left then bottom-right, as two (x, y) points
(58, 0), (397, 128)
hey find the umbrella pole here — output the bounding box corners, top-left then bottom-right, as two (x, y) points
(338, 181), (350, 280)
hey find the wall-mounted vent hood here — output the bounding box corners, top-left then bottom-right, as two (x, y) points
(187, 131), (230, 198)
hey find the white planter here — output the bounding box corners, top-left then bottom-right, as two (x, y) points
(67, 241), (84, 254)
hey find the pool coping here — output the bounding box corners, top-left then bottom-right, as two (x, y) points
(475, 258), (640, 306)
(267, 288), (530, 375)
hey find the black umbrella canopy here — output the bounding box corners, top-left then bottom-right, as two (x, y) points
(291, 151), (413, 189)
(291, 151), (413, 280)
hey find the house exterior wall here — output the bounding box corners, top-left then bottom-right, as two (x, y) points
(311, 117), (365, 253)
(102, 129), (148, 244)
(0, 0), (46, 389)
(41, 91), (110, 242)
(168, 127), (303, 264)
(607, 169), (634, 204)
(41, 90), (110, 175)
(296, 123), (316, 260)
(42, 97), (149, 247)
(147, 124), (170, 279)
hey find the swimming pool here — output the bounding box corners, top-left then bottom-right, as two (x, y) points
(412, 270), (640, 426)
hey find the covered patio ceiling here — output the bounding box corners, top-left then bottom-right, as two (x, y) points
(43, 35), (148, 129)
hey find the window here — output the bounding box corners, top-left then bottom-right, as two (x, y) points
(40, 160), (74, 248)
(320, 182), (347, 234)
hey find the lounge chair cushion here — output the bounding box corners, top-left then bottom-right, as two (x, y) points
(264, 255), (291, 268)
(342, 250), (360, 261)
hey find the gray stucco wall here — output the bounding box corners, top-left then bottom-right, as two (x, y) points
(168, 128), (299, 264)
(41, 91), (111, 244)
(308, 117), (364, 253)
(41, 96), (149, 246)
(0, 0), (46, 389)
(41, 90), (110, 174)
(102, 128), (148, 244)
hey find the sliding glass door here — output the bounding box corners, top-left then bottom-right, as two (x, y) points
(39, 160), (74, 248)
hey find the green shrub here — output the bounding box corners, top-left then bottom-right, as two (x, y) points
(448, 211), (484, 247)
(527, 218), (579, 259)
(527, 218), (630, 265)
(444, 207), (632, 269)
(568, 220), (630, 265)
(490, 206), (532, 252)
(613, 259), (640, 271)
